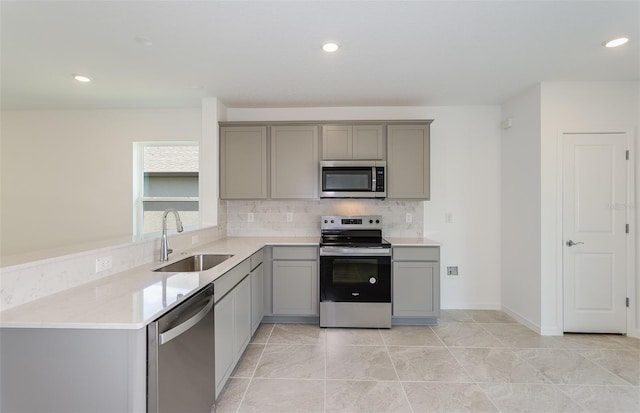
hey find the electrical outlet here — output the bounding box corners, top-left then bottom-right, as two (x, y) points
(191, 235), (199, 245)
(446, 266), (459, 276)
(445, 213), (453, 224)
(405, 213), (412, 223)
(248, 213), (254, 222)
(286, 212), (293, 222)
(95, 256), (112, 273)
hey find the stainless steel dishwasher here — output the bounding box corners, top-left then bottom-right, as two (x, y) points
(148, 284), (215, 413)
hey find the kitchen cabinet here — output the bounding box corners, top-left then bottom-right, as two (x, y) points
(387, 124), (430, 199)
(214, 260), (251, 397)
(392, 246), (440, 320)
(250, 249), (265, 334)
(271, 246), (319, 316)
(220, 126), (268, 199)
(271, 125), (319, 199)
(0, 328), (146, 412)
(322, 124), (385, 160)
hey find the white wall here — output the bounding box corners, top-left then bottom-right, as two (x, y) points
(500, 85), (542, 330)
(0, 109), (201, 257)
(500, 81), (639, 336)
(540, 81), (639, 336)
(226, 106), (503, 310)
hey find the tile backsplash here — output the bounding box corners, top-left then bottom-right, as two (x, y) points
(226, 199), (424, 238)
(0, 198), (422, 312)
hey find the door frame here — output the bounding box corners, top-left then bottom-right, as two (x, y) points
(556, 130), (636, 336)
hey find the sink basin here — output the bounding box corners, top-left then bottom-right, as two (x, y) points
(154, 254), (234, 272)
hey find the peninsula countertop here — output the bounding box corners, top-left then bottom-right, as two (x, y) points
(0, 236), (440, 330)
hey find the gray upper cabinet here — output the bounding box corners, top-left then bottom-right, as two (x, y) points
(322, 124), (385, 160)
(271, 125), (319, 199)
(220, 126), (268, 199)
(322, 125), (352, 159)
(387, 124), (430, 199)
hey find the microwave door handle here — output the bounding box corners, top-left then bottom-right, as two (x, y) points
(371, 167), (376, 191)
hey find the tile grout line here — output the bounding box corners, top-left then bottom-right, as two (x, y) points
(234, 323), (275, 413)
(433, 324), (504, 413)
(575, 349), (638, 386)
(379, 327), (415, 413)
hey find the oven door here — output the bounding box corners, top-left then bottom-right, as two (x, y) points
(320, 254), (391, 302)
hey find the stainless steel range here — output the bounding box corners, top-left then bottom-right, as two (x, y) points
(319, 215), (392, 328)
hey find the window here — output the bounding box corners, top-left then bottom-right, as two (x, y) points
(134, 143), (199, 238)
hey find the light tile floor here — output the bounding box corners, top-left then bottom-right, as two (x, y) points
(215, 310), (640, 413)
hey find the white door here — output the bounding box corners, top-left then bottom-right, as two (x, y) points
(563, 133), (628, 333)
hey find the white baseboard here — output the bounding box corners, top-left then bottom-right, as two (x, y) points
(501, 305), (564, 336)
(441, 302), (501, 310)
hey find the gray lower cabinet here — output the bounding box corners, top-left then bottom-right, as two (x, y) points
(392, 246), (440, 321)
(250, 249), (265, 334)
(387, 124), (431, 199)
(214, 260), (252, 397)
(0, 327), (146, 412)
(271, 246), (319, 316)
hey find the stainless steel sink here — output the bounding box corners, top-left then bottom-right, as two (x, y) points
(153, 254), (234, 272)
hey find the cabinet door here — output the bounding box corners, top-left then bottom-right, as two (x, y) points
(393, 261), (437, 317)
(251, 263), (264, 334)
(387, 124), (430, 199)
(271, 126), (319, 199)
(233, 276), (252, 362)
(220, 126), (268, 199)
(353, 125), (385, 160)
(214, 292), (234, 396)
(322, 125), (353, 159)
(272, 260), (318, 315)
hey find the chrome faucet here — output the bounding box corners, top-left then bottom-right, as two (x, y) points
(160, 209), (184, 261)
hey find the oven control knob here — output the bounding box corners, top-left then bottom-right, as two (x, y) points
(331, 220), (334, 223)
(324, 219), (328, 224)
(375, 219), (380, 224)
(369, 219), (373, 224)
(369, 277), (377, 284)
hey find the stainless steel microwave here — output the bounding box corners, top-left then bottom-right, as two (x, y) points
(320, 160), (386, 198)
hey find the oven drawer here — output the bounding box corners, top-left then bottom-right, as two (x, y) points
(393, 246), (439, 261)
(272, 246), (318, 260)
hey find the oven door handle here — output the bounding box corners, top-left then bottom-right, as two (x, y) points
(320, 247), (391, 256)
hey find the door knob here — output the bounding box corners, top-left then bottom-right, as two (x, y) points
(566, 240), (584, 247)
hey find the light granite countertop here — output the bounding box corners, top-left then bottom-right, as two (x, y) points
(0, 236), (439, 330)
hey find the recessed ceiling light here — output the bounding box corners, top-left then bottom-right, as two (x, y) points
(322, 42), (339, 53)
(603, 37), (629, 48)
(73, 74), (92, 83)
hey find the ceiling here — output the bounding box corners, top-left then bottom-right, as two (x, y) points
(1, 0), (638, 109)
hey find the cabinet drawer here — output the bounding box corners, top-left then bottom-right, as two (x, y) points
(214, 259), (250, 303)
(393, 247), (439, 261)
(250, 249), (264, 270)
(272, 246), (318, 260)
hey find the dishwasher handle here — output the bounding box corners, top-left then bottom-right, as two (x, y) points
(158, 296), (214, 345)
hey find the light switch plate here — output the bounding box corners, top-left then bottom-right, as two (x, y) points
(248, 213), (254, 222)
(286, 212), (293, 222)
(446, 266), (459, 276)
(405, 213), (412, 223)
